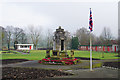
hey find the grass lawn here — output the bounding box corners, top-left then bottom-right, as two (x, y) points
(1, 50), (118, 60)
(74, 50), (118, 60)
(1, 50), (46, 60)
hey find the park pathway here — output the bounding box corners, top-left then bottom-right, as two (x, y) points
(1, 60), (119, 78)
(2, 60), (101, 69)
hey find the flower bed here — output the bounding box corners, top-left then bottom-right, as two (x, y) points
(39, 57), (80, 65)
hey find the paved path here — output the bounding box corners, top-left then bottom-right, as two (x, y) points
(2, 60), (101, 70)
(2, 59), (119, 69)
(61, 68), (119, 78)
(2, 60), (119, 78)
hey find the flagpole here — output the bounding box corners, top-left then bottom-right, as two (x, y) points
(89, 8), (93, 71)
(90, 31), (92, 71)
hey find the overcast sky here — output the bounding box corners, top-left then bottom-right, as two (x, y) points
(0, 0), (119, 38)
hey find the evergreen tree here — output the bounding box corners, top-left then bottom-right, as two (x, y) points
(71, 37), (79, 49)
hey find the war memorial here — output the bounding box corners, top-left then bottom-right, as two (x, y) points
(39, 26), (80, 65)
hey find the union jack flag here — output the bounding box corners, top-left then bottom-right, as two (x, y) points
(89, 8), (93, 32)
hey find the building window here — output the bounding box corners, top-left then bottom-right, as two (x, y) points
(25, 46), (27, 48)
(20, 46), (24, 48)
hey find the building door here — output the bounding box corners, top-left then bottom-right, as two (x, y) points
(114, 46), (116, 52)
(86, 46), (88, 50)
(103, 46), (105, 52)
(95, 46), (97, 51)
(61, 40), (64, 51)
(30, 46), (31, 50)
(107, 46), (109, 52)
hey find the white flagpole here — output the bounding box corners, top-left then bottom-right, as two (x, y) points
(90, 31), (92, 71)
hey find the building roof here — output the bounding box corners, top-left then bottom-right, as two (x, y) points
(79, 45), (112, 46)
(15, 44), (34, 46)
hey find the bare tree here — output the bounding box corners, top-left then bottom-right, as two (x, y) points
(94, 36), (104, 45)
(100, 27), (112, 45)
(5, 26), (14, 50)
(13, 27), (24, 49)
(28, 25), (42, 50)
(0, 26), (7, 49)
(19, 31), (28, 44)
(76, 27), (96, 45)
(46, 28), (53, 49)
(0, 26), (7, 48)
(76, 27), (90, 45)
(13, 27), (24, 43)
(65, 31), (71, 49)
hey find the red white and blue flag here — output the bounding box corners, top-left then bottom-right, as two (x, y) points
(89, 8), (93, 32)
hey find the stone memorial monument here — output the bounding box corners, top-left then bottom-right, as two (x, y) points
(52, 26), (68, 58)
(40, 26), (80, 65)
(53, 26), (66, 51)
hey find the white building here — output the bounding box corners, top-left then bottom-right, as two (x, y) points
(15, 44), (34, 50)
